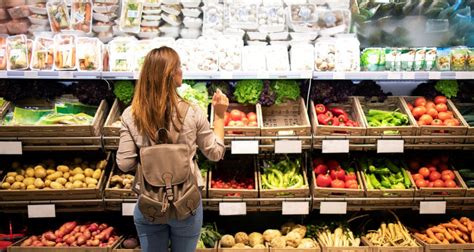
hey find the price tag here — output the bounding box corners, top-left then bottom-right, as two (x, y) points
(377, 140), (404, 153)
(420, 201), (446, 214)
(320, 202), (347, 214)
(387, 72), (400, 79)
(58, 71), (74, 78)
(219, 202), (246, 216)
(428, 72), (441, 79)
(333, 72), (345, 79)
(0, 71), (6, 78)
(402, 72), (416, 79)
(256, 72), (269, 79)
(300, 71), (313, 79)
(456, 72), (473, 79)
(275, 140), (302, 154)
(28, 204), (55, 218)
(220, 71), (233, 79)
(282, 201), (309, 215)
(231, 141), (259, 154)
(0, 142), (22, 155)
(322, 140), (349, 153)
(24, 71), (38, 78)
(122, 203), (136, 216)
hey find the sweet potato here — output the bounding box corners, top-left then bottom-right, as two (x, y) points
(65, 235), (76, 245)
(21, 237), (33, 246)
(31, 240), (43, 247)
(43, 231), (56, 241)
(88, 223), (99, 232)
(95, 226), (114, 241)
(30, 236), (38, 242)
(80, 225), (87, 233)
(41, 238), (55, 247)
(83, 229), (91, 240)
(460, 217), (473, 232)
(56, 221), (77, 238)
(98, 223), (108, 231)
(90, 239), (100, 246)
(76, 235), (87, 246)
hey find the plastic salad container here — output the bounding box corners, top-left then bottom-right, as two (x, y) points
(266, 45), (290, 71)
(226, 0), (260, 30)
(197, 36), (219, 71)
(257, 4), (285, 33)
(181, 0), (201, 8)
(291, 43), (314, 71)
(334, 33), (359, 72)
(71, 0), (93, 33)
(202, 3), (223, 35)
(0, 35), (7, 70)
(242, 45), (266, 71)
(47, 0), (71, 32)
(217, 36), (242, 71)
(53, 34), (77, 71)
(436, 48), (451, 71)
(400, 48), (415, 71)
(288, 4), (317, 32)
(316, 8), (350, 35)
(7, 35), (29, 70)
(384, 48), (401, 71)
(30, 36), (54, 71)
(176, 39), (200, 71)
(314, 36), (336, 72)
(425, 48), (437, 71)
(360, 48), (383, 71)
(450, 46), (468, 71)
(76, 37), (103, 71)
(108, 36), (136, 71)
(119, 0), (144, 33)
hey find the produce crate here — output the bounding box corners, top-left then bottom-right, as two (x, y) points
(0, 98), (108, 145)
(104, 164), (137, 200)
(208, 157), (259, 207)
(310, 98), (367, 148)
(8, 236), (120, 252)
(362, 237), (423, 252)
(414, 171), (467, 199)
(452, 102), (474, 148)
(320, 245), (370, 252)
(356, 96), (418, 145)
(360, 170), (416, 206)
(260, 97), (311, 146)
(403, 97), (468, 146)
(210, 103), (262, 145)
(456, 173), (474, 205)
(312, 169), (365, 205)
(197, 245), (218, 252)
(103, 99), (125, 146)
(269, 242), (321, 252)
(0, 152), (110, 201)
(111, 237), (141, 252)
(414, 236), (474, 252)
(218, 243), (267, 252)
(0, 100), (10, 119)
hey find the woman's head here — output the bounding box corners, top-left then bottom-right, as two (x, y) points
(131, 46), (184, 141)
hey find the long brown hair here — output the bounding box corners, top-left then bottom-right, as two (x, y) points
(131, 46), (183, 142)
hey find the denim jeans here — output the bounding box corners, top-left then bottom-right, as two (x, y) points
(133, 200), (203, 252)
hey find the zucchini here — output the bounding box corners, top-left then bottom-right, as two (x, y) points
(466, 180), (474, 188)
(458, 169), (472, 176)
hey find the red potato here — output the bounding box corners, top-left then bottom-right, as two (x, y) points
(41, 238), (55, 247)
(83, 230), (91, 240)
(98, 223), (108, 231)
(55, 221), (77, 238)
(43, 231), (56, 241)
(95, 227), (114, 241)
(65, 235), (76, 245)
(80, 225), (87, 233)
(89, 223), (99, 232)
(90, 239), (100, 246)
(76, 235), (87, 246)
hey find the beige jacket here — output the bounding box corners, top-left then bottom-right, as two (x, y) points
(116, 103), (225, 187)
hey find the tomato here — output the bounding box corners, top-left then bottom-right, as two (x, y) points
(407, 103), (413, 111)
(331, 179), (345, 188)
(425, 101), (436, 110)
(431, 119), (444, 126)
(441, 174), (454, 181)
(435, 103), (448, 112)
(415, 97), (427, 107)
(247, 112), (257, 122)
(345, 172), (357, 181)
(444, 179), (456, 188)
(412, 106), (427, 119)
(426, 108), (438, 119)
(426, 165), (437, 172)
(313, 158), (324, 167)
(419, 167), (430, 178)
(438, 112), (452, 121)
(441, 170), (455, 179)
(330, 169), (345, 180)
(347, 183), (359, 189)
(313, 164), (328, 175)
(418, 120), (428, 126)
(433, 179), (445, 187)
(419, 114), (433, 125)
(428, 182), (434, 187)
(415, 179), (428, 188)
(434, 96), (447, 104)
(345, 179), (358, 188)
(230, 109), (242, 121)
(224, 112), (231, 126)
(444, 118), (460, 126)
(242, 117), (249, 126)
(316, 174), (332, 187)
(326, 160), (340, 170)
(412, 173), (424, 181)
(429, 171), (441, 182)
(234, 121), (244, 127)
(248, 121), (258, 127)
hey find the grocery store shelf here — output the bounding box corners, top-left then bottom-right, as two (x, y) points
(312, 71), (474, 80)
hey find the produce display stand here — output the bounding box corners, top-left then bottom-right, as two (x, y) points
(8, 236), (121, 252)
(459, 177), (474, 205)
(196, 245), (217, 252)
(103, 99), (125, 146)
(218, 244), (267, 252)
(269, 245), (321, 252)
(361, 237), (423, 252)
(414, 236), (474, 252)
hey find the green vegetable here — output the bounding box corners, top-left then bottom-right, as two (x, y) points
(233, 80), (263, 104)
(270, 80), (300, 104)
(361, 48), (383, 71)
(390, 182), (406, 190)
(261, 157), (305, 189)
(366, 109), (409, 127)
(199, 223), (221, 248)
(362, 158), (411, 190)
(177, 83), (209, 114)
(113, 81), (134, 105)
(369, 174), (382, 189)
(435, 80), (458, 99)
(402, 169), (412, 188)
(385, 159), (400, 173)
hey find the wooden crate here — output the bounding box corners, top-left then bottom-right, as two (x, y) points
(360, 170), (415, 205)
(210, 103), (262, 144)
(452, 102), (474, 147)
(312, 170), (365, 204)
(414, 171), (467, 198)
(403, 97), (468, 146)
(8, 236), (119, 252)
(0, 152), (111, 201)
(310, 98), (367, 146)
(320, 245), (370, 252)
(459, 177), (474, 205)
(362, 237), (423, 252)
(355, 96), (418, 144)
(260, 97), (311, 146)
(104, 164), (138, 200)
(269, 240), (320, 252)
(103, 99), (125, 146)
(111, 237), (140, 252)
(0, 100), (10, 119)
(218, 243), (267, 252)
(414, 236), (474, 252)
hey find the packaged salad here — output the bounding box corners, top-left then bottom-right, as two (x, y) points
(119, 0), (144, 33)
(197, 36), (219, 71)
(54, 34), (77, 70)
(258, 4), (285, 33)
(266, 45), (290, 71)
(413, 48), (426, 71)
(450, 46), (468, 71)
(30, 37), (54, 71)
(425, 48), (437, 71)
(227, 1), (259, 30)
(291, 43), (314, 71)
(384, 48), (401, 71)
(314, 36), (336, 71)
(175, 39), (199, 71)
(132, 39), (152, 72)
(400, 48), (415, 71)
(0, 35), (7, 70)
(335, 34), (360, 72)
(436, 48), (450, 71)
(108, 36), (136, 72)
(202, 3), (224, 35)
(360, 48), (383, 71)
(77, 37), (103, 71)
(71, 0), (93, 33)
(47, 0), (71, 32)
(7, 35), (29, 70)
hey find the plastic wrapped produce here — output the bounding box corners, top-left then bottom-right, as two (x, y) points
(161, 4), (181, 15)
(412, 48), (425, 71)
(468, 48), (474, 71)
(132, 39), (152, 71)
(4, 0), (26, 8)
(218, 36), (242, 71)
(266, 45), (289, 71)
(54, 34), (77, 70)
(119, 0), (143, 33)
(202, 3), (223, 35)
(360, 48), (383, 71)
(144, 0), (161, 7)
(291, 43), (313, 71)
(384, 48), (401, 71)
(182, 8), (201, 17)
(181, 0), (201, 8)
(77, 37), (102, 71)
(175, 39), (199, 71)
(162, 12), (181, 26)
(138, 26), (159, 39)
(335, 33), (359, 72)
(183, 16), (202, 29)
(6, 19), (30, 34)
(226, 1), (259, 30)
(314, 36), (335, 72)
(29, 13), (49, 26)
(30, 36), (54, 70)
(400, 48), (415, 71)
(29, 3), (47, 15)
(47, 0), (70, 32)
(27, 38), (32, 65)
(7, 35), (29, 70)
(0, 21), (7, 34)
(258, 4), (285, 33)
(450, 46), (468, 71)
(242, 45), (266, 71)
(93, 3), (119, 13)
(288, 4), (316, 32)
(436, 48), (450, 71)
(0, 35), (7, 70)
(425, 48), (437, 71)
(180, 28), (201, 39)
(7, 5), (31, 19)
(109, 36), (136, 71)
(71, 0), (92, 33)
(197, 36), (218, 71)
(316, 9), (350, 35)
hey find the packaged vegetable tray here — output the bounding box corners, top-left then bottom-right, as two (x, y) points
(7, 34), (29, 71)
(0, 35), (8, 70)
(71, 0), (93, 34)
(108, 36), (136, 72)
(54, 34), (77, 71)
(30, 37), (54, 71)
(77, 37), (103, 71)
(119, 0), (144, 33)
(46, 0), (71, 32)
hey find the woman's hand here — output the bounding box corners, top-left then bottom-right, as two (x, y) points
(212, 89), (229, 119)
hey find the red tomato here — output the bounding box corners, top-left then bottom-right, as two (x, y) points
(427, 165), (437, 172)
(428, 182), (434, 187)
(326, 160), (340, 170)
(242, 117), (249, 126)
(247, 112), (257, 122)
(431, 119), (444, 126)
(444, 179), (456, 188)
(331, 179), (345, 188)
(407, 103), (414, 111)
(224, 112), (231, 126)
(316, 174), (332, 187)
(426, 108), (438, 119)
(441, 170), (455, 179)
(433, 179), (445, 187)
(248, 121), (258, 127)
(415, 179), (428, 188)
(313, 158), (324, 166)
(429, 171), (441, 181)
(314, 164), (328, 175)
(330, 169), (345, 180)
(435, 103), (448, 112)
(345, 172), (357, 181)
(434, 96), (447, 104)
(441, 174), (454, 181)
(418, 120), (427, 126)
(345, 179), (358, 188)
(438, 112), (452, 121)
(425, 101), (436, 110)
(415, 97), (427, 107)
(347, 183), (359, 189)
(419, 114), (433, 125)
(419, 167), (430, 178)
(412, 106), (427, 119)
(230, 109), (242, 121)
(444, 119), (460, 126)
(412, 173), (424, 181)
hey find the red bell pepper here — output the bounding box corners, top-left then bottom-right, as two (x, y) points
(315, 104), (327, 114)
(337, 114), (348, 123)
(327, 117), (340, 126)
(317, 114), (332, 125)
(325, 111), (333, 118)
(330, 108), (349, 118)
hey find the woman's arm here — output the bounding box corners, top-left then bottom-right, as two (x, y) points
(116, 119), (138, 173)
(212, 89), (227, 141)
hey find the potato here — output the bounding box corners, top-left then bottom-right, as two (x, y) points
(68, 177), (74, 183)
(96, 160), (107, 170)
(87, 183), (96, 188)
(92, 169), (101, 180)
(34, 178), (45, 189)
(34, 166), (47, 178)
(63, 172), (70, 179)
(73, 174), (85, 182)
(44, 179), (51, 187)
(46, 169), (55, 175)
(1, 182), (10, 189)
(6, 172), (17, 177)
(27, 185), (36, 190)
(124, 184), (132, 189)
(82, 182), (87, 188)
(71, 167), (83, 176)
(20, 183), (26, 190)
(6, 176), (15, 184)
(57, 165), (69, 173)
(23, 177), (35, 186)
(111, 175), (123, 184)
(84, 168), (94, 178)
(122, 178), (131, 186)
(26, 168), (35, 177)
(56, 177), (67, 185)
(47, 171), (63, 181)
(15, 175), (24, 182)
(11, 182), (22, 189)
(85, 177), (98, 185)
(50, 181), (63, 189)
(65, 182), (73, 189)
(72, 180), (83, 188)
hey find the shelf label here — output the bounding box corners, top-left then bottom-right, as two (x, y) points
(231, 141), (259, 154)
(58, 71), (74, 78)
(28, 204), (55, 218)
(275, 140), (302, 154)
(420, 201), (446, 214)
(402, 72), (416, 79)
(282, 201), (309, 215)
(456, 72), (473, 79)
(429, 72), (441, 79)
(320, 202), (347, 214)
(387, 72), (400, 79)
(0, 71), (6, 78)
(122, 203), (136, 216)
(220, 71), (233, 79)
(300, 71), (313, 79)
(24, 71), (38, 78)
(256, 72), (270, 79)
(377, 140), (404, 153)
(322, 140), (349, 153)
(333, 72), (345, 79)
(0, 142), (22, 155)
(219, 202), (246, 216)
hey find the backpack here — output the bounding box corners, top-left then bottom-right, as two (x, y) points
(131, 102), (201, 224)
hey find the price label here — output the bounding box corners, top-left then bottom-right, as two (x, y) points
(231, 141), (259, 154)
(256, 72), (270, 79)
(282, 201), (309, 215)
(377, 140), (404, 153)
(402, 72), (416, 80)
(275, 140), (302, 154)
(220, 71), (233, 79)
(300, 71), (313, 79)
(420, 201), (446, 214)
(0, 142), (22, 155)
(122, 203), (136, 216)
(428, 72), (441, 79)
(320, 202), (347, 214)
(333, 72), (345, 79)
(456, 72), (473, 79)
(28, 204), (55, 218)
(387, 72), (400, 79)
(24, 71), (38, 78)
(0, 71), (6, 78)
(219, 202), (246, 216)
(58, 71), (74, 78)
(322, 140), (349, 153)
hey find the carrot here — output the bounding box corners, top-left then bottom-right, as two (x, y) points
(452, 218), (469, 233)
(441, 239), (450, 244)
(471, 230), (474, 243)
(460, 217), (473, 232)
(448, 228), (466, 244)
(84, 3), (91, 22)
(441, 223), (457, 229)
(426, 228), (443, 244)
(415, 233), (435, 244)
(438, 226), (454, 242)
(462, 233), (469, 242)
(434, 232), (445, 241)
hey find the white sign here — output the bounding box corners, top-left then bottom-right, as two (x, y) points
(28, 204), (55, 218)
(58, 71), (74, 78)
(219, 202), (246, 216)
(122, 203), (136, 216)
(0, 142), (22, 155)
(320, 202), (347, 214)
(377, 140), (404, 153)
(24, 71), (38, 78)
(231, 141), (259, 154)
(282, 201), (309, 215)
(456, 72), (473, 79)
(322, 140), (349, 153)
(420, 201), (446, 214)
(220, 71), (233, 79)
(275, 140), (302, 154)
(402, 72), (415, 80)
(429, 72), (441, 79)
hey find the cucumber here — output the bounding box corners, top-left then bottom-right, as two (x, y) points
(463, 173), (474, 179)
(466, 180), (474, 188)
(458, 169), (472, 176)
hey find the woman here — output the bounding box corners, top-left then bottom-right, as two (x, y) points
(116, 47), (228, 252)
